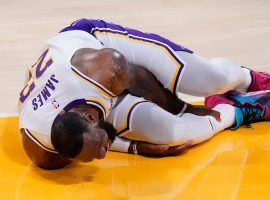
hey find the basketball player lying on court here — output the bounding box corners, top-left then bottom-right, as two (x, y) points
(18, 18), (270, 169)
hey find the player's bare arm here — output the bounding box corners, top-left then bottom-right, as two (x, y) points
(128, 140), (192, 156)
(128, 64), (220, 120)
(20, 47), (193, 170)
(72, 47), (220, 119)
(21, 129), (72, 169)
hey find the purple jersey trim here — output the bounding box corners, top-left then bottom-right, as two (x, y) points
(88, 27), (186, 93)
(117, 100), (149, 136)
(61, 18), (192, 94)
(53, 98), (106, 123)
(60, 18), (193, 53)
(53, 99), (87, 123)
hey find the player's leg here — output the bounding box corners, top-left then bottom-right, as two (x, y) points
(123, 102), (235, 146)
(107, 94), (235, 146)
(176, 51), (252, 96)
(85, 20), (251, 96)
(175, 51), (270, 95)
(108, 91), (270, 147)
(61, 18), (270, 95)
(63, 18), (194, 95)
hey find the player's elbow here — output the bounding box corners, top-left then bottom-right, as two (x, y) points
(100, 48), (127, 68)
(100, 48), (132, 90)
(32, 156), (71, 170)
(21, 131), (71, 170)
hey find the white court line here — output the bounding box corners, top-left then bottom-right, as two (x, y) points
(0, 112), (18, 118)
(0, 97), (204, 118)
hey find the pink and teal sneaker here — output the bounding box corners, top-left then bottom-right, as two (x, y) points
(205, 90), (270, 130)
(243, 67), (270, 92)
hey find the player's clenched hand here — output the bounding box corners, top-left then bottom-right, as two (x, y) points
(186, 104), (221, 122)
(128, 140), (192, 157)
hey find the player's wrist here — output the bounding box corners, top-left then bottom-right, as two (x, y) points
(175, 102), (191, 117)
(184, 103), (194, 113)
(109, 137), (131, 153)
(128, 141), (139, 154)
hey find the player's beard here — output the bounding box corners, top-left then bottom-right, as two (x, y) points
(97, 121), (116, 142)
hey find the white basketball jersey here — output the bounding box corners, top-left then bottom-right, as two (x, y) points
(19, 30), (117, 152)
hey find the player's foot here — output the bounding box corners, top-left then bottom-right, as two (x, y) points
(205, 90), (270, 129)
(244, 67), (270, 92)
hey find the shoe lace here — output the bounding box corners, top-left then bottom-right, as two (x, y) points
(238, 103), (264, 128)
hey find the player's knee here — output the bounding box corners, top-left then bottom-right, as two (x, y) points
(161, 124), (189, 146)
(210, 57), (232, 66)
(172, 115), (217, 146)
(144, 128), (183, 146)
(171, 132), (190, 146)
(208, 73), (230, 94)
(209, 58), (246, 93)
(212, 73), (245, 95)
(211, 58), (246, 85)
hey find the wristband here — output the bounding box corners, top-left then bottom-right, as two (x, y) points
(176, 103), (187, 117)
(179, 103), (187, 113)
(132, 141), (138, 155)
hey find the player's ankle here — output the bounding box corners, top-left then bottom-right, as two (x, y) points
(237, 66), (252, 92)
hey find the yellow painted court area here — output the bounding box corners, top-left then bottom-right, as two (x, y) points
(1, 116), (270, 200)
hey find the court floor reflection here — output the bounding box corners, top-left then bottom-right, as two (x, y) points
(0, 117), (270, 199)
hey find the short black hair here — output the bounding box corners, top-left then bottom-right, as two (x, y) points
(51, 112), (88, 158)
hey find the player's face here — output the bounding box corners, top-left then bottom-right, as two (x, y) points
(75, 121), (116, 162)
(71, 105), (116, 162)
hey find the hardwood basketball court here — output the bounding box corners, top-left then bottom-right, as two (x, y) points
(0, 1), (269, 199)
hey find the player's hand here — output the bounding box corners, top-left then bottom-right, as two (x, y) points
(128, 140), (192, 157)
(186, 104), (221, 122)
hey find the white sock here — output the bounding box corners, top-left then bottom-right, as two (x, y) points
(238, 67), (252, 92)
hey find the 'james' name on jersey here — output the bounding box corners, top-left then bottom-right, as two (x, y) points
(19, 30), (116, 152)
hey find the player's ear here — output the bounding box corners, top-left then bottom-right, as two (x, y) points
(82, 112), (96, 124)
